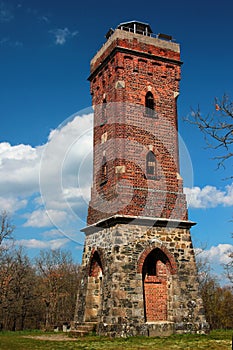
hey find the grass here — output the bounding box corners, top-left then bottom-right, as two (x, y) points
(0, 329), (232, 350)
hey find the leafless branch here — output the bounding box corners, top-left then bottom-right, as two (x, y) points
(184, 94), (233, 172)
(0, 211), (15, 246)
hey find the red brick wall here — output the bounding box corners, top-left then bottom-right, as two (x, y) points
(87, 30), (187, 225)
(144, 278), (167, 322)
(144, 260), (168, 322)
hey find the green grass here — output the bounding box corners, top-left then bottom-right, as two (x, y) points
(0, 330), (232, 350)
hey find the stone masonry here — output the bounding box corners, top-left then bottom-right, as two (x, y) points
(74, 21), (208, 336)
(74, 218), (207, 336)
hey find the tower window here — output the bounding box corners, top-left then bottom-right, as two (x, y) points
(145, 92), (155, 117)
(146, 151), (156, 178)
(101, 99), (107, 125)
(100, 156), (108, 185)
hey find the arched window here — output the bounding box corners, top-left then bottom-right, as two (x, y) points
(145, 92), (155, 117)
(100, 156), (108, 185)
(89, 251), (103, 277)
(146, 151), (156, 178)
(101, 98), (107, 125)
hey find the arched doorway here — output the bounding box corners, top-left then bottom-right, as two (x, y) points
(142, 248), (170, 322)
(84, 251), (103, 322)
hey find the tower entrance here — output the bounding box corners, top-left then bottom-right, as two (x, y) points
(142, 248), (169, 322)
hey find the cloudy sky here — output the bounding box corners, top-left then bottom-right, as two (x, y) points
(0, 0), (232, 283)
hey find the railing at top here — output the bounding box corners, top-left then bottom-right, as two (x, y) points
(117, 25), (174, 42)
(118, 25), (152, 36)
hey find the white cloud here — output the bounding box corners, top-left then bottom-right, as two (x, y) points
(197, 244), (233, 265)
(0, 1), (14, 22)
(0, 196), (27, 213)
(0, 112), (93, 238)
(23, 209), (68, 228)
(0, 112), (92, 215)
(0, 37), (23, 47)
(50, 27), (78, 45)
(39, 15), (49, 24)
(184, 183), (233, 208)
(0, 142), (38, 161)
(39, 112), (93, 232)
(41, 228), (64, 238)
(0, 37), (8, 45)
(0, 142), (42, 197)
(63, 186), (91, 205)
(17, 238), (69, 250)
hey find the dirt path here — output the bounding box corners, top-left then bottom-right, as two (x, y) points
(24, 334), (77, 342)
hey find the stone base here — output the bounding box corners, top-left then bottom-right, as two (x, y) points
(146, 322), (175, 337)
(74, 220), (208, 337)
(97, 322), (147, 337)
(96, 321), (209, 337)
(175, 321), (209, 335)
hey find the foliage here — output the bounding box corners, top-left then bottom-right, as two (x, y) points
(35, 249), (80, 330)
(0, 211), (80, 331)
(0, 247), (80, 331)
(196, 252), (233, 330)
(0, 247), (41, 331)
(200, 279), (233, 329)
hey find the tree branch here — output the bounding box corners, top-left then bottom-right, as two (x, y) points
(184, 94), (233, 172)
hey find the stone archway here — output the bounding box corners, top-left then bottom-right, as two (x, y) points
(84, 250), (103, 322)
(141, 248), (172, 322)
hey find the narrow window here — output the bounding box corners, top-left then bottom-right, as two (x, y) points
(89, 251), (103, 277)
(145, 92), (155, 117)
(100, 156), (108, 185)
(101, 98), (107, 125)
(146, 151), (156, 178)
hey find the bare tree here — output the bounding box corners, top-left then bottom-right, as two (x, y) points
(0, 211), (15, 246)
(185, 94), (233, 172)
(186, 94), (233, 284)
(196, 251), (233, 329)
(0, 215), (81, 330)
(35, 249), (80, 330)
(0, 246), (41, 331)
(224, 248), (233, 284)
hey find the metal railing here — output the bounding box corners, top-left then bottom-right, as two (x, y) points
(118, 25), (174, 42)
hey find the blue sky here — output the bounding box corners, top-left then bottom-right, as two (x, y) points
(0, 0), (232, 283)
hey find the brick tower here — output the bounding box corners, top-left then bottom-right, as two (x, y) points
(74, 21), (207, 336)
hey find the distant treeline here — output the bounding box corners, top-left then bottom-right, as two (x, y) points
(0, 211), (232, 331)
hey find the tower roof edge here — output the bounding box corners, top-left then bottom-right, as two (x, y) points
(91, 27), (180, 71)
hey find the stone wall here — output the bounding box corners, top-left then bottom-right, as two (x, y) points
(74, 221), (208, 336)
